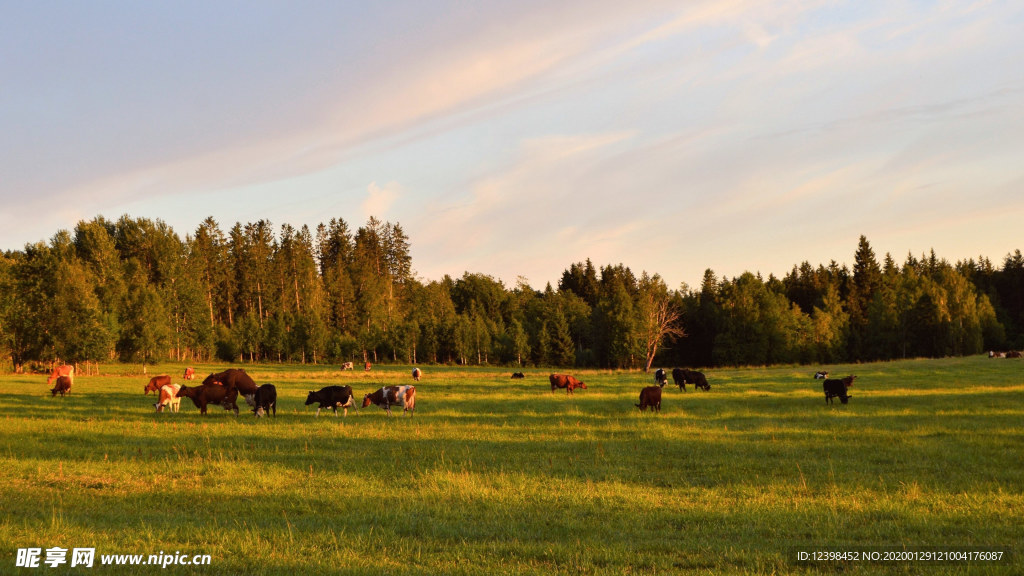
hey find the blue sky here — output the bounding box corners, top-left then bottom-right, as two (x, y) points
(2, 0), (1022, 289)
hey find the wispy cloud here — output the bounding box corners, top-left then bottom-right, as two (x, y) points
(362, 181), (401, 220)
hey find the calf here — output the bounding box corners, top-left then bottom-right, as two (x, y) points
(155, 384), (182, 413)
(823, 375), (856, 405)
(253, 384), (277, 418)
(636, 386), (662, 413)
(362, 385), (416, 416)
(183, 367), (195, 380)
(305, 385), (355, 417)
(51, 375), (72, 397)
(549, 374), (587, 395)
(176, 384), (239, 415)
(654, 368), (668, 387)
(412, 367), (422, 381)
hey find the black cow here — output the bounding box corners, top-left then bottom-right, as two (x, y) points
(823, 375), (856, 405)
(654, 368), (668, 387)
(253, 384), (277, 418)
(672, 368), (710, 391)
(814, 371), (829, 379)
(636, 386), (662, 412)
(305, 385), (354, 417)
(511, 372), (525, 379)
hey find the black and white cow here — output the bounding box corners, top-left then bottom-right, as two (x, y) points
(305, 385), (355, 417)
(654, 368), (668, 387)
(253, 384), (277, 418)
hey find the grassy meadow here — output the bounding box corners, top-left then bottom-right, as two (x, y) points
(1, 357), (1022, 575)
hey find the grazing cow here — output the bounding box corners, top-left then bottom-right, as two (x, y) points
(203, 369), (258, 407)
(154, 384), (182, 413)
(823, 375), (856, 405)
(342, 362), (354, 370)
(549, 374), (587, 395)
(671, 368), (687, 390)
(672, 368), (710, 391)
(176, 384), (239, 415)
(143, 375), (172, 394)
(183, 367), (195, 380)
(654, 368), (668, 387)
(253, 384), (277, 418)
(51, 375), (72, 397)
(47, 365), (74, 389)
(814, 371), (829, 379)
(362, 385), (416, 416)
(412, 367), (422, 381)
(364, 362), (372, 371)
(305, 385), (355, 417)
(511, 372), (525, 379)
(636, 386), (662, 413)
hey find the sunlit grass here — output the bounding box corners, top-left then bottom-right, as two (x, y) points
(1, 356), (1022, 574)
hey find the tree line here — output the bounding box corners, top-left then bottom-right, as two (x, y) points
(1, 215), (1021, 372)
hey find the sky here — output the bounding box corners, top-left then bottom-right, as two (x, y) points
(2, 0), (1022, 290)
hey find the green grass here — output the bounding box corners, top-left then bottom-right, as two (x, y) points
(1, 358), (1022, 574)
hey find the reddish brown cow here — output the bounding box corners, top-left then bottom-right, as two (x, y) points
(176, 384), (239, 415)
(51, 376), (72, 397)
(203, 369), (258, 406)
(144, 375), (172, 394)
(362, 385), (416, 416)
(549, 374), (587, 395)
(636, 386), (662, 412)
(183, 367), (195, 380)
(47, 365), (74, 388)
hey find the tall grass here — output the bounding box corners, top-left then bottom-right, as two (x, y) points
(1, 357), (1021, 574)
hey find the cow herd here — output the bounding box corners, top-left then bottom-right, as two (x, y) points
(43, 361), (860, 417)
(551, 366), (857, 413)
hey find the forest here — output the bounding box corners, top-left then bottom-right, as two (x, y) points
(1, 214), (1021, 372)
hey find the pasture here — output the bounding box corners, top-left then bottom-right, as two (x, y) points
(1, 357), (1022, 575)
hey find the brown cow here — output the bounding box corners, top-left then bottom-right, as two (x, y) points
(51, 376), (72, 397)
(183, 367), (195, 380)
(176, 384), (239, 415)
(362, 385), (416, 416)
(144, 375), (172, 395)
(549, 374), (587, 395)
(47, 365), (74, 389)
(202, 369), (258, 407)
(636, 386), (662, 412)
